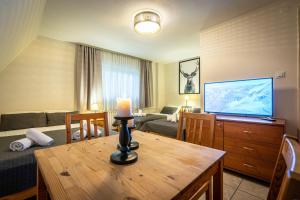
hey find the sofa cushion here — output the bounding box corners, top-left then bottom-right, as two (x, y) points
(46, 111), (79, 126)
(160, 106), (178, 115)
(46, 112), (66, 126)
(192, 108), (201, 113)
(0, 113), (47, 131)
(70, 111), (80, 124)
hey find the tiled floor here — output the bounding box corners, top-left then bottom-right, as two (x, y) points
(200, 170), (269, 200)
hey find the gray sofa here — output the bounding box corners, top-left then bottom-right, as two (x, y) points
(0, 111), (115, 197)
(0, 111), (79, 131)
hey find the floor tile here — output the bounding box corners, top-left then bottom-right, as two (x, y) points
(224, 184), (236, 200)
(231, 190), (262, 200)
(199, 171), (269, 200)
(198, 194), (205, 200)
(223, 171), (242, 190)
(238, 179), (269, 199)
(198, 180), (237, 200)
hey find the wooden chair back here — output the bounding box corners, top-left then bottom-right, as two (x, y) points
(65, 112), (109, 144)
(177, 112), (216, 148)
(267, 135), (300, 200)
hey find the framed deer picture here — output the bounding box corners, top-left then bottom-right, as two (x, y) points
(179, 57), (200, 94)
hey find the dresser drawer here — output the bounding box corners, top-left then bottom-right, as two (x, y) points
(224, 151), (275, 181)
(224, 137), (280, 163)
(224, 122), (283, 145)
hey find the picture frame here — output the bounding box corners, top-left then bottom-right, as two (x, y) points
(179, 57), (200, 94)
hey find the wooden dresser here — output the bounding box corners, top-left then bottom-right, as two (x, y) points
(213, 115), (285, 182)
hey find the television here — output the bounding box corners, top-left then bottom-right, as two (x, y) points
(204, 78), (273, 117)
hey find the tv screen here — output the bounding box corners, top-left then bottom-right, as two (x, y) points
(204, 78), (273, 117)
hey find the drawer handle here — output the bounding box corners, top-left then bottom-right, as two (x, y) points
(216, 123), (222, 127)
(243, 163), (254, 168)
(242, 130), (252, 134)
(242, 146), (254, 151)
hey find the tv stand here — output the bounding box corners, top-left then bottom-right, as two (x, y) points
(213, 115), (285, 182)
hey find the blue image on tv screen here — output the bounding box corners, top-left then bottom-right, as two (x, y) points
(204, 78), (273, 117)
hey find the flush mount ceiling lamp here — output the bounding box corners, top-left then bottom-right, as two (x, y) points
(134, 11), (161, 34)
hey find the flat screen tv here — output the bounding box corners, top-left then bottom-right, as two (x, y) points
(204, 78), (273, 117)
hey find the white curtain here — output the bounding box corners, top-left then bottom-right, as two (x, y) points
(101, 51), (140, 113)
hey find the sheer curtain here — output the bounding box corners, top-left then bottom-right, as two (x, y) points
(101, 51), (140, 118)
(76, 45), (153, 126)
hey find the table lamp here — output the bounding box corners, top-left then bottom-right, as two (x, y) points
(184, 95), (189, 107)
(90, 103), (99, 113)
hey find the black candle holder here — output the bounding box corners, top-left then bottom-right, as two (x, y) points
(110, 116), (138, 165)
(118, 125), (139, 150)
(128, 125), (139, 150)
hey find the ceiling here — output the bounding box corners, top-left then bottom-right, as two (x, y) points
(39, 0), (277, 63)
(40, 0), (274, 63)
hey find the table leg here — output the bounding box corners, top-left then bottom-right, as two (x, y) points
(37, 166), (48, 200)
(213, 160), (223, 200)
(205, 179), (212, 200)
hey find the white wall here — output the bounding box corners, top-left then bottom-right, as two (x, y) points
(142, 62), (166, 113)
(200, 0), (299, 135)
(164, 62), (201, 108)
(0, 0), (46, 72)
(0, 36), (76, 113)
(156, 63), (167, 111)
(0, 36), (164, 114)
(162, 0), (300, 135)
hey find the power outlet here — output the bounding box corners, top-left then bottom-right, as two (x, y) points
(275, 71), (286, 79)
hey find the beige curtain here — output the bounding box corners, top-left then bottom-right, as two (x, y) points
(76, 45), (102, 112)
(139, 60), (153, 108)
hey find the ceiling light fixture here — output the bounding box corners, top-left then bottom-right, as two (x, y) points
(134, 11), (161, 34)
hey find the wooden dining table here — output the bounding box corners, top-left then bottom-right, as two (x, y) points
(34, 131), (225, 200)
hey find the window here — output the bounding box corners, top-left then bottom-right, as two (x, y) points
(101, 51), (140, 112)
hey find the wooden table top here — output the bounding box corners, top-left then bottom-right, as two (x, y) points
(34, 131), (225, 200)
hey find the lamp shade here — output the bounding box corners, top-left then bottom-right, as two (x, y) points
(90, 103), (99, 111)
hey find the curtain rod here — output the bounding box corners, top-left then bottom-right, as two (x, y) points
(74, 42), (151, 62)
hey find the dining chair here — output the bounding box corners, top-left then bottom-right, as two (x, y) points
(177, 112), (216, 147)
(176, 112), (216, 200)
(267, 135), (300, 200)
(65, 112), (109, 144)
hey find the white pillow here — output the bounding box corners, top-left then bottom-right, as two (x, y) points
(167, 115), (173, 121)
(167, 114), (177, 122)
(171, 114), (177, 122)
(83, 122), (102, 136)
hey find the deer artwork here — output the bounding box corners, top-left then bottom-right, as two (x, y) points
(180, 60), (199, 93)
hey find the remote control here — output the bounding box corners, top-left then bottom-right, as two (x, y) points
(262, 117), (276, 121)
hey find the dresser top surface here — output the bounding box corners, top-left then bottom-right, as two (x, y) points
(216, 115), (285, 126)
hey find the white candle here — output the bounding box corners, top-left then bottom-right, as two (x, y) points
(116, 98), (132, 117)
